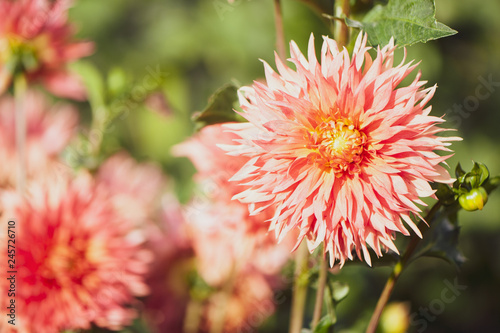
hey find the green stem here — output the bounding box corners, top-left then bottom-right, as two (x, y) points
(366, 201), (442, 333)
(183, 298), (203, 333)
(289, 241), (310, 333)
(209, 266), (238, 333)
(311, 253), (328, 328)
(273, 0), (286, 60)
(334, 0), (351, 47)
(14, 74), (27, 194)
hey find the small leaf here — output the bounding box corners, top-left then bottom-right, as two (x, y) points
(455, 163), (466, 180)
(346, 0), (457, 46)
(469, 161), (489, 187)
(70, 61), (106, 110)
(329, 280), (350, 304)
(434, 183), (456, 206)
(192, 83), (245, 130)
(412, 211), (466, 268)
(107, 67), (128, 98)
(484, 175), (500, 194)
(312, 315), (335, 333)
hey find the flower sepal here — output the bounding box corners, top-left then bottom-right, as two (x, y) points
(453, 162), (492, 211)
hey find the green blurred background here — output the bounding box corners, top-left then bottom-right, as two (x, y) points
(68, 0), (500, 332)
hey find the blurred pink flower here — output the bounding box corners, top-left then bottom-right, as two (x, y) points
(175, 124), (293, 284)
(204, 271), (278, 333)
(223, 33), (460, 266)
(173, 124), (293, 332)
(0, 174), (151, 333)
(173, 123), (250, 200)
(143, 195), (193, 333)
(96, 151), (166, 223)
(0, 90), (78, 188)
(0, 0), (93, 99)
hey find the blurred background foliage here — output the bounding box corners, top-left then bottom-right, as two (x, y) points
(68, 0), (500, 332)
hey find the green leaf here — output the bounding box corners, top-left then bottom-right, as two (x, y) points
(70, 61), (106, 110)
(312, 315), (335, 333)
(455, 163), (466, 180)
(107, 67), (128, 98)
(329, 280), (350, 304)
(412, 211), (466, 268)
(346, 0), (457, 46)
(484, 175), (500, 194)
(470, 161), (489, 187)
(434, 183), (456, 206)
(192, 83), (245, 130)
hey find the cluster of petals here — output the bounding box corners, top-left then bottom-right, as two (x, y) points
(0, 90), (78, 188)
(0, 174), (151, 333)
(223, 33), (460, 266)
(0, 0), (93, 99)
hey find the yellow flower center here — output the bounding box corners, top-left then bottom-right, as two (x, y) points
(0, 35), (43, 75)
(308, 118), (367, 174)
(43, 238), (105, 289)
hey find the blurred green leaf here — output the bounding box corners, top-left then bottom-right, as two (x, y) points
(434, 183), (456, 206)
(329, 280), (350, 304)
(346, 0), (457, 46)
(484, 175), (500, 194)
(412, 212), (466, 268)
(107, 67), (129, 98)
(455, 163), (466, 180)
(312, 315), (335, 333)
(192, 83), (245, 130)
(70, 61), (106, 110)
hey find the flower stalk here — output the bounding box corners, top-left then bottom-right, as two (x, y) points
(289, 241), (309, 333)
(311, 252), (328, 328)
(334, 0), (351, 47)
(366, 201), (443, 333)
(274, 0), (286, 60)
(15, 73), (27, 194)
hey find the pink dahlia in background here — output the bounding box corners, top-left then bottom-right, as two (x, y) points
(0, 0), (93, 99)
(96, 151), (166, 223)
(143, 195), (193, 333)
(172, 124), (292, 332)
(174, 124), (293, 285)
(0, 174), (151, 333)
(223, 33), (460, 266)
(173, 123), (250, 200)
(204, 271), (279, 333)
(0, 90), (78, 188)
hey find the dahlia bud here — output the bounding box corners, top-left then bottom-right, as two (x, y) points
(453, 162), (493, 211)
(459, 187), (488, 211)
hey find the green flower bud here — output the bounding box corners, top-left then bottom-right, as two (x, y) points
(459, 187), (488, 211)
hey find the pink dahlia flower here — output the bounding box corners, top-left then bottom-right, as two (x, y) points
(96, 151), (166, 223)
(223, 33), (460, 266)
(173, 123), (251, 201)
(143, 195), (193, 333)
(173, 124), (292, 332)
(0, 0), (93, 99)
(203, 271), (279, 333)
(0, 174), (151, 333)
(0, 90), (78, 188)
(175, 124), (293, 285)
